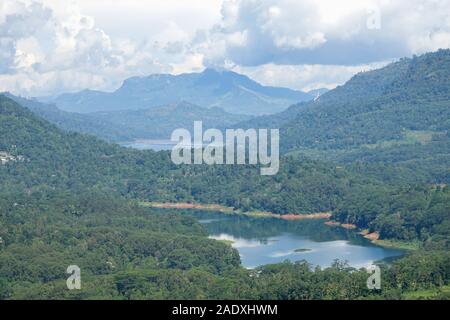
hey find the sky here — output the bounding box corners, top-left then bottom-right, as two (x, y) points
(1, 0), (450, 96)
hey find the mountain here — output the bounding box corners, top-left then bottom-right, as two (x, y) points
(0, 93), (247, 300)
(1, 93), (127, 142)
(234, 50), (450, 180)
(86, 101), (253, 141)
(307, 88), (330, 97)
(1, 92), (450, 300)
(41, 68), (313, 115)
(2, 93), (449, 236)
(4, 94), (252, 142)
(285, 50), (450, 151)
(0, 93), (364, 214)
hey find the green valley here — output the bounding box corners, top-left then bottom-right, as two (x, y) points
(0, 51), (450, 299)
(1, 80), (449, 299)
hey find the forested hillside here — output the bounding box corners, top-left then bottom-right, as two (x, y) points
(1, 90), (450, 299)
(235, 50), (450, 185)
(286, 50), (450, 151)
(0, 95), (360, 212)
(1, 94), (449, 247)
(2, 188), (448, 300)
(5, 94), (251, 142)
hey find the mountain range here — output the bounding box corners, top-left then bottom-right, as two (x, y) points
(1, 49), (450, 300)
(40, 68), (314, 115)
(234, 49), (450, 182)
(8, 50), (450, 159)
(4, 94), (251, 142)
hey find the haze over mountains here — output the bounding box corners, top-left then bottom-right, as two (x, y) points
(7, 50), (450, 156)
(4, 68), (316, 142)
(4, 94), (252, 142)
(41, 68), (314, 115)
(280, 50), (450, 152)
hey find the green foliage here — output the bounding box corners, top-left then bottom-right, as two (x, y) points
(334, 185), (450, 246)
(279, 50), (450, 152)
(239, 50), (450, 186)
(1, 78), (450, 300)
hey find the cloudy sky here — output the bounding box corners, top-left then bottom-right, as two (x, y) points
(1, 0), (450, 96)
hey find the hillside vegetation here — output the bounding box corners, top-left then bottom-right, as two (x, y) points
(1, 50), (450, 300)
(236, 50), (450, 184)
(2, 94), (449, 246)
(43, 68), (312, 115)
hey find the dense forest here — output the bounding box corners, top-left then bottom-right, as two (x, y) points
(2, 94), (449, 249)
(1, 50), (450, 300)
(236, 50), (450, 184)
(1, 189), (449, 300)
(242, 50), (450, 151)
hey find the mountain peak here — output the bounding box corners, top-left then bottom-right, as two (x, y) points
(201, 67), (249, 79)
(47, 69), (312, 115)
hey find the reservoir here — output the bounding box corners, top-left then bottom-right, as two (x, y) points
(187, 211), (405, 269)
(120, 139), (176, 151)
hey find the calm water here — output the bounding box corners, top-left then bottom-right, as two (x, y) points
(120, 140), (223, 151)
(189, 211), (404, 269)
(120, 140), (175, 151)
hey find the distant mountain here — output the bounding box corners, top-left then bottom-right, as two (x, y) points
(86, 101), (253, 141)
(41, 68), (313, 115)
(0, 93), (380, 215)
(231, 100), (309, 130)
(2, 93), (124, 140)
(4, 93), (251, 142)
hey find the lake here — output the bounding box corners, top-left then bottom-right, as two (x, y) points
(187, 211), (405, 269)
(120, 139), (176, 151)
(120, 140), (223, 151)
(123, 139), (407, 269)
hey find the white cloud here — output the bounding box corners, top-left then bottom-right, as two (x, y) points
(195, 0), (450, 67)
(232, 61), (391, 92)
(1, 0), (449, 97)
(0, 0), (201, 96)
(73, 0), (223, 44)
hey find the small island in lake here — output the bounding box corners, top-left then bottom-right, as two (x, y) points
(294, 248), (312, 253)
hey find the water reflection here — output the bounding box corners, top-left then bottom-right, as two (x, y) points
(190, 211), (404, 269)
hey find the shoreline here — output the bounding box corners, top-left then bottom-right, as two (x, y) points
(120, 139), (175, 145)
(140, 201), (332, 220)
(325, 222), (419, 251)
(140, 201), (418, 250)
